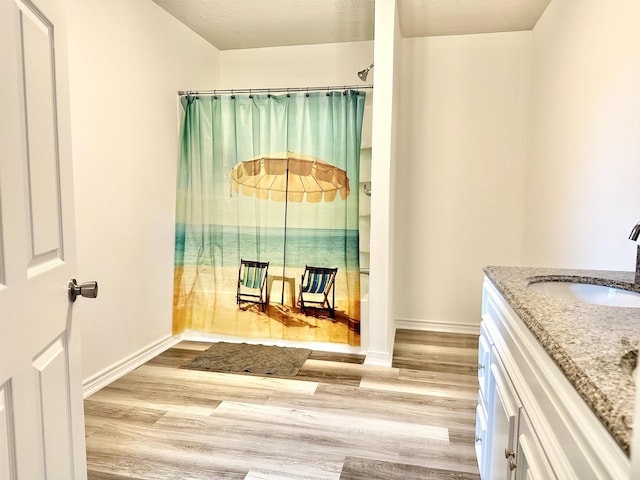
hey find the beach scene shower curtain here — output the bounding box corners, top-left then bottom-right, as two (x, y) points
(173, 91), (365, 346)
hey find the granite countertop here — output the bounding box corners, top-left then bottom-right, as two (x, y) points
(483, 265), (640, 456)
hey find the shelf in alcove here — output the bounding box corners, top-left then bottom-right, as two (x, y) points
(359, 147), (371, 183)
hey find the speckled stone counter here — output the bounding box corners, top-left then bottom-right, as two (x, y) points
(484, 266), (640, 456)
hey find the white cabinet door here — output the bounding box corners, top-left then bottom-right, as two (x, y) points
(487, 356), (520, 480)
(0, 0), (89, 478)
(475, 400), (489, 478)
(515, 410), (556, 480)
(476, 324), (493, 479)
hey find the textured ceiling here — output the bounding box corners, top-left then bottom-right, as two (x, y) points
(400, 0), (551, 37)
(152, 0), (551, 51)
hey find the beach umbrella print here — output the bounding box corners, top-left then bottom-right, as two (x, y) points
(230, 152), (351, 304)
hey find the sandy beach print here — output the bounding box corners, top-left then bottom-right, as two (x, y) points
(173, 265), (361, 346)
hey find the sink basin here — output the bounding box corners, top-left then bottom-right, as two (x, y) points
(528, 281), (640, 307)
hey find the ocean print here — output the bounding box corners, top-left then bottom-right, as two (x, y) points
(175, 224), (359, 271)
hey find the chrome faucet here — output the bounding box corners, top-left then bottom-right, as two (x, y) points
(630, 221), (640, 284)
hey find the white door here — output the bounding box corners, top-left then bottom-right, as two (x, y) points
(0, 0), (91, 478)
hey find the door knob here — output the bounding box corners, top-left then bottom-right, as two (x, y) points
(68, 279), (98, 302)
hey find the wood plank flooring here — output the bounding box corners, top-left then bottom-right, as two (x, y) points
(85, 330), (481, 479)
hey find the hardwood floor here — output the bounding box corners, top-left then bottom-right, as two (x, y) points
(84, 330), (481, 479)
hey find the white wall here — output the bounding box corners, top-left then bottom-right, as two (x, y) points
(220, 41), (373, 88)
(65, 0), (219, 382)
(524, 0), (640, 270)
(366, 0), (401, 365)
(394, 32), (531, 328)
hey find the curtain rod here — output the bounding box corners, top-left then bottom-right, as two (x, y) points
(178, 84), (373, 96)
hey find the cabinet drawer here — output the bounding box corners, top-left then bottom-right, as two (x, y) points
(478, 325), (491, 399)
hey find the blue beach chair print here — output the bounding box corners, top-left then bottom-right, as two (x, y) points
(237, 259), (269, 311)
(298, 266), (338, 319)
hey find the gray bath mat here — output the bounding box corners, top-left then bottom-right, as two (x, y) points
(182, 342), (311, 376)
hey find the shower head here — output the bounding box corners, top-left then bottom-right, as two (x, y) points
(357, 63), (374, 82)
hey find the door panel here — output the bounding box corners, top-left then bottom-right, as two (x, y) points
(0, 203), (5, 286)
(18, 0), (64, 271)
(0, 0), (87, 478)
(34, 337), (74, 478)
(0, 383), (15, 478)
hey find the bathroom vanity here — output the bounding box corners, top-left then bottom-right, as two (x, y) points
(476, 266), (639, 479)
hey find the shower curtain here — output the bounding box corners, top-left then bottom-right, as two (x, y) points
(173, 91), (365, 346)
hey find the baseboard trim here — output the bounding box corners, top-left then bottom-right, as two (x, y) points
(181, 330), (364, 355)
(82, 334), (182, 398)
(364, 350), (393, 367)
(395, 318), (480, 336)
